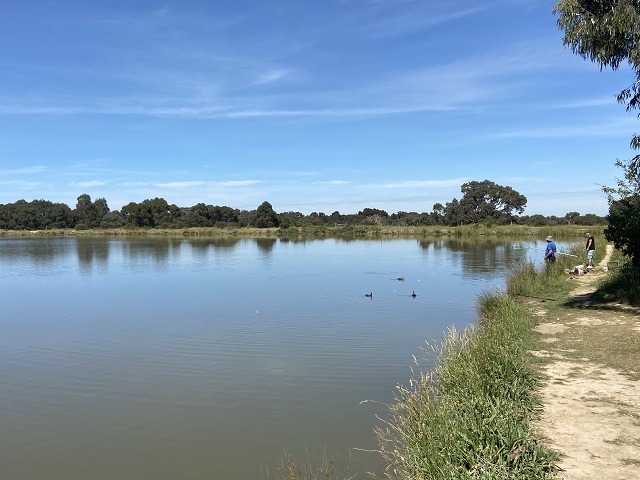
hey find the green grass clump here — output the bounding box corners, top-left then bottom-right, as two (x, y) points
(506, 240), (593, 301)
(375, 293), (558, 479)
(266, 452), (355, 480)
(591, 249), (640, 306)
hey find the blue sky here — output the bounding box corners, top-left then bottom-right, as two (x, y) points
(0, 0), (637, 216)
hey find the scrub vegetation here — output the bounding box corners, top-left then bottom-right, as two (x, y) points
(586, 246), (640, 306)
(0, 179), (607, 231)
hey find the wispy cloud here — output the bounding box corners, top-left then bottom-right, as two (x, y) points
(153, 180), (263, 188)
(154, 181), (207, 188)
(217, 180), (263, 187)
(118, 182), (151, 187)
(256, 68), (292, 84)
(360, 6), (488, 39)
(372, 178), (470, 189)
(71, 180), (108, 187)
(0, 179), (42, 187)
(312, 180), (351, 185)
(0, 166), (47, 175)
(487, 117), (637, 140)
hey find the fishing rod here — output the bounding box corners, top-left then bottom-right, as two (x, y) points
(512, 294), (556, 302)
(513, 242), (578, 257)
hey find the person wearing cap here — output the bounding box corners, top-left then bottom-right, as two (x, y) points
(544, 235), (557, 263)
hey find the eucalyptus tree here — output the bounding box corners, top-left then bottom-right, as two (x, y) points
(254, 201), (279, 228)
(554, 0), (640, 264)
(555, 0), (640, 170)
(458, 180), (527, 224)
(74, 194), (110, 228)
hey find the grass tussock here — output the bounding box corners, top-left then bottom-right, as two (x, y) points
(375, 293), (558, 479)
(266, 452), (356, 480)
(591, 248), (640, 306)
(505, 240), (594, 301)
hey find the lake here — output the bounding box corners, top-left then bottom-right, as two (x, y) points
(0, 236), (553, 479)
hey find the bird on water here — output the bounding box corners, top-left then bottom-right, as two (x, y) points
(411, 291), (416, 298)
(365, 292), (372, 298)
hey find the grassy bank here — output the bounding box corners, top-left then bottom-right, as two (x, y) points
(374, 291), (558, 479)
(0, 224), (606, 239)
(372, 243), (608, 478)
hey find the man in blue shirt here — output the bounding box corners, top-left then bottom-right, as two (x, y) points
(544, 235), (557, 263)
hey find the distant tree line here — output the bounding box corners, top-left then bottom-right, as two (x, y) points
(0, 180), (607, 231)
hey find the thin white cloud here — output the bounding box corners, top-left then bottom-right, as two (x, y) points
(153, 180), (263, 188)
(372, 178), (470, 189)
(154, 181), (207, 188)
(362, 6), (488, 39)
(0, 166), (47, 175)
(222, 105), (456, 119)
(118, 182), (151, 187)
(70, 180), (109, 187)
(216, 180), (262, 187)
(488, 117), (637, 140)
(0, 179), (42, 187)
(312, 180), (351, 185)
(256, 68), (291, 84)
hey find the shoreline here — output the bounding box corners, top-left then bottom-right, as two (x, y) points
(0, 224), (605, 239)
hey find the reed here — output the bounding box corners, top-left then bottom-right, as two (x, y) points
(0, 224), (605, 239)
(375, 292), (558, 479)
(266, 453), (355, 480)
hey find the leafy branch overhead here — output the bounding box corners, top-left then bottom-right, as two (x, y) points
(554, 0), (640, 265)
(554, 0), (640, 170)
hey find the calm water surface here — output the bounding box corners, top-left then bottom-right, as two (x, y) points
(0, 237), (550, 479)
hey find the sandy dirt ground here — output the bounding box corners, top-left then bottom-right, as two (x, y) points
(534, 245), (640, 479)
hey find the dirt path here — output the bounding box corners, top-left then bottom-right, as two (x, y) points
(533, 245), (640, 479)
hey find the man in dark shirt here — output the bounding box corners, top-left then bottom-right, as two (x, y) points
(585, 232), (595, 268)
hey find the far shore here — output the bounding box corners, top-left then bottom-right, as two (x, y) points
(0, 224), (605, 239)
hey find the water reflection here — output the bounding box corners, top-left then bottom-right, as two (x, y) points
(255, 237), (277, 254)
(0, 238), (68, 262)
(0, 236), (537, 480)
(75, 238), (110, 275)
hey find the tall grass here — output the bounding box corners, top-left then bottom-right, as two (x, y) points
(375, 293), (557, 479)
(591, 249), (640, 306)
(265, 452), (355, 480)
(505, 241), (589, 301)
(0, 224), (606, 239)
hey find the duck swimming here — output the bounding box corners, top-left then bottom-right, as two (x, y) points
(411, 291), (416, 298)
(365, 292), (373, 298)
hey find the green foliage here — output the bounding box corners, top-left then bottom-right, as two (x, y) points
(554, 1), (640, 268)
(606, 194), (640, 266)
(459, 180), (527, 224)
(99, 211), (124, 228)
(120, 197), (181, 227)
(376, 293), (557, 479)
(593, 257), (640, 306)
(603, 160), (640, 266)
(254, 201), (280, 228)
(74, 194), (111, 228)
(554, 0), (640, 71)
(554, 0), (640, 158)
(0, 189), (607, 231)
